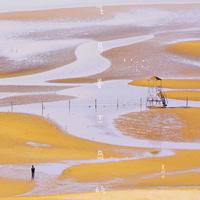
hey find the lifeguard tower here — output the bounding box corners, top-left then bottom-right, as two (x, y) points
(146, 76), (167, 108)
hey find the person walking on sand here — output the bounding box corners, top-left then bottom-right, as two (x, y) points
(31, 165), (35, 180)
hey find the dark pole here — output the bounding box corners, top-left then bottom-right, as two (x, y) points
(186, 97), (188, 108)
(42, 101), (44, 116)
(68, 99), (71, 112)
(11, 102), (13, 112)
(140, 98), (142, 111)
(95, 99), (97, 111)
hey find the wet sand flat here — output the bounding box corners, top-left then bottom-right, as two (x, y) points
(0, 94), (73, 106)
(0, 47), (77, 78)
(0, 85), (71, 93)
(0, 6), (130, 21)
(0, 3), (199, 21)
(115, 107), (200, 142)
(2, 4), (200, 79)
(50, 39), (200, 84)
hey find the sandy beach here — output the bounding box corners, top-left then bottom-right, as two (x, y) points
(0, 189), (200, 200)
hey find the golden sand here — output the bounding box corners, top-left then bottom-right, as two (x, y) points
(0, 67), (50, 79)
(164, 91), (200, 101)
(130, 79), (200, 89)
(168, 41), (200, 58)
(59, 150), (200, 187)
(1, 189), (200, 200)
(0, 112), (135, 164)
(64, 189), (200, 200)
(0, 178), (34, 197)
(138, 172), (200, 187)
(115, 108), (200, 141)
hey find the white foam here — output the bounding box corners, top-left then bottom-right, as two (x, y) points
(26, 141), (51, 147)
(0, 39), (83, 61)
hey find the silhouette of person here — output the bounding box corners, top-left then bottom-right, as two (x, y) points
(31, 165), (35, 180)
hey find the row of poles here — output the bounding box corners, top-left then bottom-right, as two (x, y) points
(67, 98), (143, 113)
(5, 97), (192, 115)
(6, 98), (143, 115)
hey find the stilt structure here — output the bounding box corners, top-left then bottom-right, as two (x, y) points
(146, 76), (167, 108)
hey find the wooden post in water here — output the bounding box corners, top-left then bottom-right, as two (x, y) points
(42, 101), (44, 116)
(68, 99), (71, 112)
(140, 98), (142, 112)
(95, 99), (97, 111)
(11, 102), (13, 112)
(117, 98), (119, 109)
(186, 96), (188, 108)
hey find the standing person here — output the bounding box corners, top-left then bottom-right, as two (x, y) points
(31, 165), (35, 180)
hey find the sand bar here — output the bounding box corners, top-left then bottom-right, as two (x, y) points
(130, 79), (200, 89)
(165, 91), (200, 101)
(167, 40), (200, 58)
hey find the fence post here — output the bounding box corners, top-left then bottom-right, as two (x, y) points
(95, 99), (97, 111)
(11, 102), (13, 112)
(186, 97), (188, 108)
(117, 98), (119, 109)
(140, 98), (142, 111)
(69, 99), (71, 112)
(42, 101), (44, 116)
